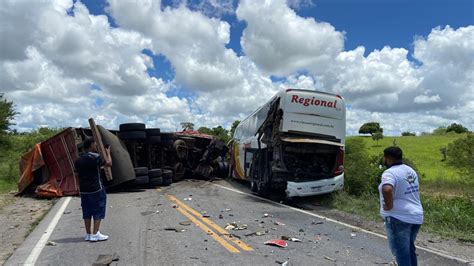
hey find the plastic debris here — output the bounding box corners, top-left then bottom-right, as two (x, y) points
(274, 221), (285, 226)
(311, 220), (324, 225)
(264, 239), (288, 248)
(179, 221), (192, 226)
(263, 213), (269, 218)
(183, 197), (192, 201)
(225, 224), (236, 230)
(350, 233), (356, 238)
(225, 222), (247, 230)
(225, 208), (231, 212)
(324, 256), (336, 262)
(164, 227), (186, 232)
(46, 241), (57, 246)
(245, 231), (267, 237)
(281, 236), (302, 242)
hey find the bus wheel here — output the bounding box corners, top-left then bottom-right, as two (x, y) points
(250, 181), (258, 192)
(257, 182), (269, 197)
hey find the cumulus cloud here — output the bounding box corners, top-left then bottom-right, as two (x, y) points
(1, 0), (472, 135)
(237, 0), (344, 76)
(108, 0), (244, 92)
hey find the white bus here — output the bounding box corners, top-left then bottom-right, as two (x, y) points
(229, 88), (346, 197)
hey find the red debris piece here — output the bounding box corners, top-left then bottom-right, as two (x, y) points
(264, 239), (288, 248)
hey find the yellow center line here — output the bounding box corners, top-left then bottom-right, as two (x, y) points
(166, 195), (240, 254)
(167, 195), (253, 251)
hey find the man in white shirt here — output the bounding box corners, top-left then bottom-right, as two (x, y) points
(379, 146), (423, 266)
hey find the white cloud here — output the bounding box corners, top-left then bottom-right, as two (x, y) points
(1, 0), (472, 135)
(413, 94), (441, 104)
(236, 0), (344, 76)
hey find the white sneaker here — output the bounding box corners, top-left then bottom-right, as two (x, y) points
(90, 231), (109, 242)
(85, 234), (92, 241)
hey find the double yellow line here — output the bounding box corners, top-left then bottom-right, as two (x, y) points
(166, 194), (253, 254)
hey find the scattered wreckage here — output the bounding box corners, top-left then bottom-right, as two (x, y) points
(17, 119), (229, 197)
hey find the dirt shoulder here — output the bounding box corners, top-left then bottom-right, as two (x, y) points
(0, 192), (55, 265)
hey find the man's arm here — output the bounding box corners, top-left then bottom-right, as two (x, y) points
(382, 184), (393, 210)
(104, 147), (112, 167)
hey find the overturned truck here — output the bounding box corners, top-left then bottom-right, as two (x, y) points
(17, 121), (228, 197)
(229, 89), (346, 198)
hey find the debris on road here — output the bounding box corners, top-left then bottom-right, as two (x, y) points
(179, 221), (192, 226)
(63, 211), (71, 214)
(225, 222), (247, 230)
(274, 221), (285, 226)
(276, 261), (288, 266)
(350, 233), (356, 238)
(46, 241), (57, 246)
(263, 213), (269, 218)
(92, 253), (120, 266)
(245, 231), (267, 237)
(324, 256), (336, 262)
(281, 236), (302, 242)
(171, 204), (178, 208)
(264, 239), (288, 248)
(164, 227), (186, 233)
(183, 197), (193, 201)
(298, 229), (304, 232)
(219, 214), (223, 219)
(311, 220), (324, 225)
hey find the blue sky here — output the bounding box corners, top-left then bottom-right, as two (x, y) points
(2, 0), (473, 134)
(80, 0), (473, 84)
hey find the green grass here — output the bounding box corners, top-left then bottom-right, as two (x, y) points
(349, 134), (473, 197)
(324, 191), (474, 242)
(0, 179), (16, 194)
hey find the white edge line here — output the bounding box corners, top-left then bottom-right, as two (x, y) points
(23, 196), (72, 265)
(212, 183), (471, 264)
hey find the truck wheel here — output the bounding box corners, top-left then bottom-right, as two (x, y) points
(148, 168), (162, 178)
(147, 136), (161, 144)
(146, 128), (161, 136)
(162, 169), (173, 186)
(134, 167), (148, 176)
(148, 176), (163, 187)
(173, 163), (185, 182)
(118, 131), (146, 140)
(134, 175), (149, 187)
(119, 123), (146, 132)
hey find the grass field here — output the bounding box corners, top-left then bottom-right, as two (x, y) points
(352, 134), (473, 197)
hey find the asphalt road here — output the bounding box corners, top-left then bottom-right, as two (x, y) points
(7, 179), (464, 265)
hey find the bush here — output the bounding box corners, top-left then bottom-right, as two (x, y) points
(446, 123), (469, 134)
(446, 134), (474, 177)
(401, 131), (416, 136)
(344, 138), (383, 196)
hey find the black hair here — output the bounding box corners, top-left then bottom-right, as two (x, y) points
(83, 138), (95, 149)
(384, 146), (403, 161)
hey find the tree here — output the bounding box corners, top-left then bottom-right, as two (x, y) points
(432, 126), (447, 135)
(401, 131), (416, 136)
(372, 131), (384, 146)
(229, 120), (240, 138)
(180, 122), (194, 131)
(359, 122), (383, 136)
(446, 134), (474, 176)
(446, 123), (469, 134)
(0, 94), (17, 134)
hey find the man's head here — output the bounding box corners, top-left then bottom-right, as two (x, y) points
(383, 146), (403, 167)
(83, 138), (97, 152)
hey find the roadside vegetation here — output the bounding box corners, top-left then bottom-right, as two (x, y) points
(324, 124), (474, 242)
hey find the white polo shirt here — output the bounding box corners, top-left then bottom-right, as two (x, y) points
(378, 163), (423, 224)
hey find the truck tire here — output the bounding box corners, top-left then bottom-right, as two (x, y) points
(162, 169), (173, 186)
(173, 162), (185, 181)
(148, 176), (163, 187)
(118, 131), (146, 140)
(173, 140), (187, 160)
(147, 136), (161, 144)
(119, 123), (146, 132)
(146, 128), (161, 136)
(134, 167), (148, 176)
(161, 133), (175, 143)
(134, 175), (149, 187)
(148, 168), (162, 178)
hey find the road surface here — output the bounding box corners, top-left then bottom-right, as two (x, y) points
(7, 179), (466, 265)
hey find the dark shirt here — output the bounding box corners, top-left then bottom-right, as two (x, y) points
(75, 152), (106, 193)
